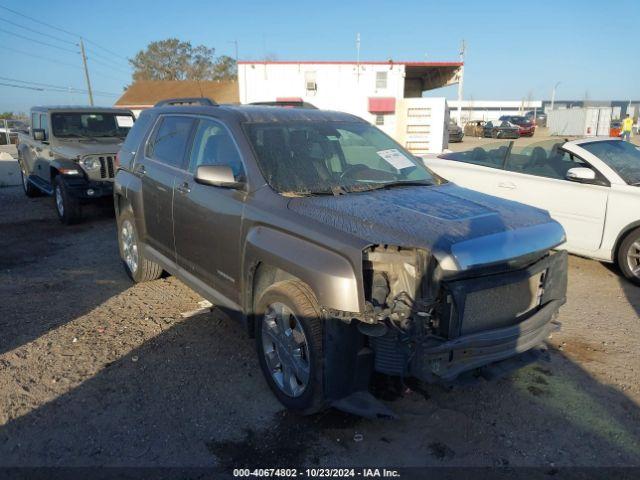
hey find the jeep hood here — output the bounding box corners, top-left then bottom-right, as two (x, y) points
(287, 183), (565, 272)
(52, 140), (123, 159)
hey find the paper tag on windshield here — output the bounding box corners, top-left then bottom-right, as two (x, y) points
(377, 149), (414, 170)
(116, 116), (134, 128)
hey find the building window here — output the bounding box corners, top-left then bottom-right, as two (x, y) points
(305, 71), (317, 94)
(375, 114), (385, 126)
(376, 71), (387, 89)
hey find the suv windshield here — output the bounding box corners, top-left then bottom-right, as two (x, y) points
(51, 112), (134, 139)
(244, 121), (437, 195)
(580, 140), (640, 185)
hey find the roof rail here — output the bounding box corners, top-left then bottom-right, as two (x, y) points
(154, 97), (217, 107)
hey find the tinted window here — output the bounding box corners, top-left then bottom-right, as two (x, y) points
(148, 116), (194, 168)
(505, 140), (587, 180)
(188, 119), (244, 177)
(31, 113), (39, 129)
(439, 140), (511, 169)
(51, 112), (133, 139)
(40, 114), (48, 139)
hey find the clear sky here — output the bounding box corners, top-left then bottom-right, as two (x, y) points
(0, 0), (638, 113)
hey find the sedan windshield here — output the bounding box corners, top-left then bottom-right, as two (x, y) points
(243, 121), (438, 195)
(51, 113), (134, 139)
(580, 140), (640, 185)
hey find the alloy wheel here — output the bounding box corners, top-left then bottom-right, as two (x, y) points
(55, 185), (64, 216)
(121, 219), (139, 274)
(627, 240), (640, 280)
(261, 302), (311, 397)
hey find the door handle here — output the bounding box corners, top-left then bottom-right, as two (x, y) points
(497, 181), (516, 190)
(176, 182), (191, 194)
(134, 164), (146, 175)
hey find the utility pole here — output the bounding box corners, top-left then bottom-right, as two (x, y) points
(456, 39), (465, 126)
(550, 81), (561, 112)
(356, 32), (361, 83)
(79, 38), (94, 106)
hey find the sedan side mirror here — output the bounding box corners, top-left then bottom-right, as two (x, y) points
(566, 167), (596, 183)
(32, 128), (46, 141)
(194, 165), (244, 189)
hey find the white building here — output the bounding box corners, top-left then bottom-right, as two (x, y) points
(447, 100), (543, 123)
(238, 60), (463, 154)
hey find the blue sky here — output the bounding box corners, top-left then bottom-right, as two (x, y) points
(0, 0), (638, 113)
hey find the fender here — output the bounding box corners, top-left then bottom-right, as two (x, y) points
(244, 226), (363, 313)
(50, 158), (82, 173)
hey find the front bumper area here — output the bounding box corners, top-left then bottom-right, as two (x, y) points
(411, 300), (561, 382)
(63, 177), (113, 199)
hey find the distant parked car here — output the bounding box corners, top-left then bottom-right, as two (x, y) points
(464, 120), (485, 138)
(525, 110), (547, 126)
(484, 120), (520, 139)
(249, 100), (318, 109)
(499, 115), (536, 137)
(448, 120), (464, 142)
(424, 137), (640, 284)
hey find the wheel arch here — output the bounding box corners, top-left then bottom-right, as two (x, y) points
(614, 221), (640, 259)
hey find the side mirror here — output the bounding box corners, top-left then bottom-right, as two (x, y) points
(32, 128), (46, 141)
(194, 165), (244, 189)
(566, 167), (596, 183)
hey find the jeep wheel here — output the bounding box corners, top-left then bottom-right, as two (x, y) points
(255, 280), (326, 414)
(53, 176), (82, 224)
(117, 209), (163, 282)
(618, 227), (640, 285)
(19, 159), (40, 197)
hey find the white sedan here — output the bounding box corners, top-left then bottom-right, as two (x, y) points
(424, 137), (640, 284)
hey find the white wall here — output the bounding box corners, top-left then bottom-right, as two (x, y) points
(239, 62), (406, 137)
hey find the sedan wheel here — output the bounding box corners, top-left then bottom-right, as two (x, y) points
(626, 240), (640, 280)
(261, 302), (311, 398)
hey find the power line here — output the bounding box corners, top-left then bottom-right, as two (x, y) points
(85, 48), (130, 70)
(0, 27), (79, 54)
(1, 46), (82, 70)
(0, 76), (119, 96)
(0, 82), (44, 92)
(88, 56), (131, 75)
(0, 81), (120, 98)
(0, 17), (76, 45)
(0, 4), (130, 63)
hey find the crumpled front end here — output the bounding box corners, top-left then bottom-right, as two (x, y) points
(361, 245), (567, 383)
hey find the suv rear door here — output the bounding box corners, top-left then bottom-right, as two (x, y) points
(139, 115), (196, 260)
(173, 117), (246, 308)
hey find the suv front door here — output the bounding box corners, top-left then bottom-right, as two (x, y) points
(139, 115), (195, 260)
(173, 117), (246, 309)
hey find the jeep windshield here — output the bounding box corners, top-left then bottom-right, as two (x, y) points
(244, 121), (437, 195)
(51, 113), (134, 139)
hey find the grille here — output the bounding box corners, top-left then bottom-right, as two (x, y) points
(98, 156), (115, 179)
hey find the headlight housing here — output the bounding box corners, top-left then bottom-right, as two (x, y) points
(81, 157), (101, 170)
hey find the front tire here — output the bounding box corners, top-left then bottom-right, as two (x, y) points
(53, 176), (82, 224)
(117, 209), (163, 282)
(19, 158), (40, 197)
(618, 228), (640, 285)
(255, 280), (326, 414)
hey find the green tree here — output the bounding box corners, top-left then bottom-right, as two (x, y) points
(129, 39), (237, 82)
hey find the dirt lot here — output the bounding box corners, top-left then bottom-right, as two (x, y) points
(0, 181), (639, 470)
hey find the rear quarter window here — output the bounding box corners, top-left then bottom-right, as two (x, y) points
(120, 112), (152, 170)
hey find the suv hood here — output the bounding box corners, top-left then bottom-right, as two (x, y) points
(52, 140), (123, 158)
(287, 183), (565, 272)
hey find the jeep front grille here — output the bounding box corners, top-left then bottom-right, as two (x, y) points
(98, 156), (115, 179)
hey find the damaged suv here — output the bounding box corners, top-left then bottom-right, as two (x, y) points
(114, 98), (567, 414)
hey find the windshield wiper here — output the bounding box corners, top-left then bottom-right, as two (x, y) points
(351, 180), (434, 192)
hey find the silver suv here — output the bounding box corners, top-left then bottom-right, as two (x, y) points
(114, 98), (568, 415)
(17, 106), (135, 224)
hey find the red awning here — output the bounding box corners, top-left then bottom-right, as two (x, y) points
(368, 97), (396, 113)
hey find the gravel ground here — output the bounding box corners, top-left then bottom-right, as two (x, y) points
(0, 185), (639, 470)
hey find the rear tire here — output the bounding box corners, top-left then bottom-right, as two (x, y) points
(618, 228), (640, 285)
(255, 280), (326, 414)
(53, 176), (82, 224)
(117, 209), (163, 282)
